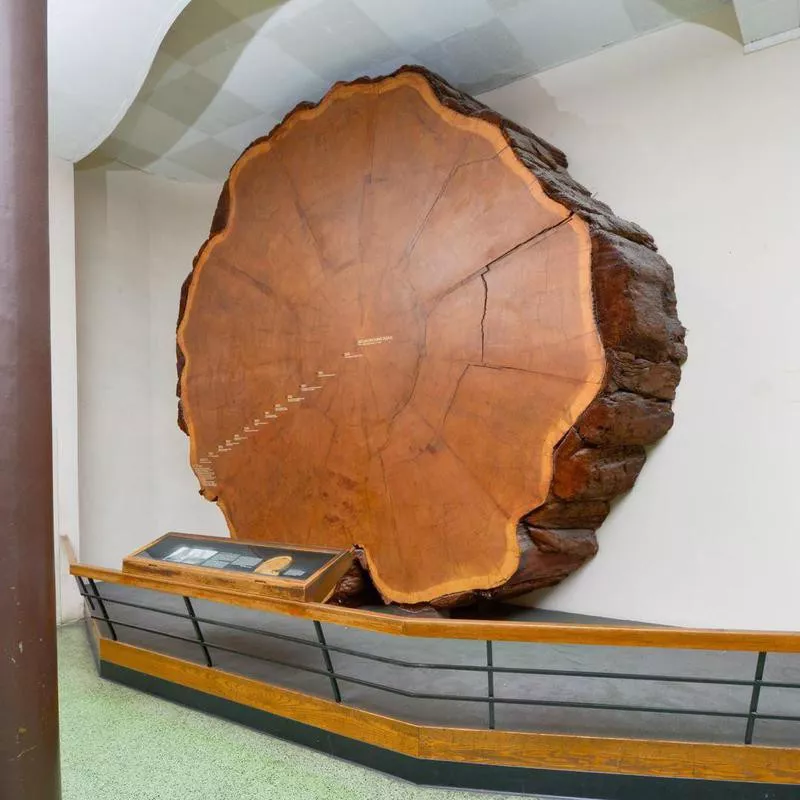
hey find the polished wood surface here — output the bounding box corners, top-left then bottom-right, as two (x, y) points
(176, 67), (681, 607)
(97, 634), (800, 784)
(122, 533), (354, 603)
(418, 728), (800, 784)
(73, 561), (800, 652)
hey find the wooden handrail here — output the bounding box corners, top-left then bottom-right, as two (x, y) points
(60, 534), (78, 566)
(71, 561), (800, 652)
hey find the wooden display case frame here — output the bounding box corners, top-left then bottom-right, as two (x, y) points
(122, 532), (354, 603)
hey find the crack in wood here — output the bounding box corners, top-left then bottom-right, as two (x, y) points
(217, 258), (273, 298)
(426, 212), (577, 314)
(441, 364), (471, 431)
(480, 271), (488, 361)
(484, 211), (576, 274)
(467, 361), (597, 385)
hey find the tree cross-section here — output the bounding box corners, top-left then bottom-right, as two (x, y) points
(177, 67), (685, 607)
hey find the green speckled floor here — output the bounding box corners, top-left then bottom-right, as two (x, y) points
(57, 624), (529, 800)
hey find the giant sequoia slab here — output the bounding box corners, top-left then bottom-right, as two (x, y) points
(177, 68), (685, 607)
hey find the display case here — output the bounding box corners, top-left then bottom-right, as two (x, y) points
(123, 532), (354, 602)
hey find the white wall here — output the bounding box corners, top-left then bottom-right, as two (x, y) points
(478, 8), (800, 630)
(50, 155), (83, 624)
(74, 8), (800, 629)
(75, 166), (227, 568)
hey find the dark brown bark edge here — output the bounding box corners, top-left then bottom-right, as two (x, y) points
(415, 67), (686, 607)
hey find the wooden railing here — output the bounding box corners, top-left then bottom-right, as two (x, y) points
(70, 558), (800, 651)
(70, 556), (800, 794)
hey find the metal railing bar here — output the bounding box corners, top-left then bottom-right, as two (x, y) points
(183, 596), (213, 668)
(87, 579), (117, 641)
(78, 591), (323, 649)
(75, 577), (96, 612)
(91, 614), (800, 721)
(487, 641), (495, 730)
(744, 651), (767, 745)
(88, 615), (338, 681)
(80, 590), (796, 690)
(756, 680), (800, 690)
(314, 621), (342, 703)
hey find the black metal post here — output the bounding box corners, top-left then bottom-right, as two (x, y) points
(74, 576), (96, 611)
(744, 651), (768, 745)
(87, 579), (118, 642)
(486, 641), (496, 730)
(183, 596), (213, 667)
(314, 621), (342, 703)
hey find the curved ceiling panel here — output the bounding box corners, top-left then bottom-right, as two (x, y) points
(48, 0), (193, 161)
(89, 0), (734, 182)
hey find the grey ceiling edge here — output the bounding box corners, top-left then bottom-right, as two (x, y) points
(732, 0), (800, 49)
(89, 0), (751, 183)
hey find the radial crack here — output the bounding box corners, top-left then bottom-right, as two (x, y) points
(480, 270), (489, 361)
(483, 212), (575, 274)
(441, 364), (471, 430)
(428, 212), (576, 313)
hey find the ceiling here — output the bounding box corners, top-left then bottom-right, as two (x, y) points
(48, 0), (192, 161)
(734, 0), (800, 48)
(56, 0), (798, 182)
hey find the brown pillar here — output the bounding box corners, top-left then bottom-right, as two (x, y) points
(0, 1), (61, 799)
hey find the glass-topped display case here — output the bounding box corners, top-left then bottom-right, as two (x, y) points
(123, 532), (354, 603)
